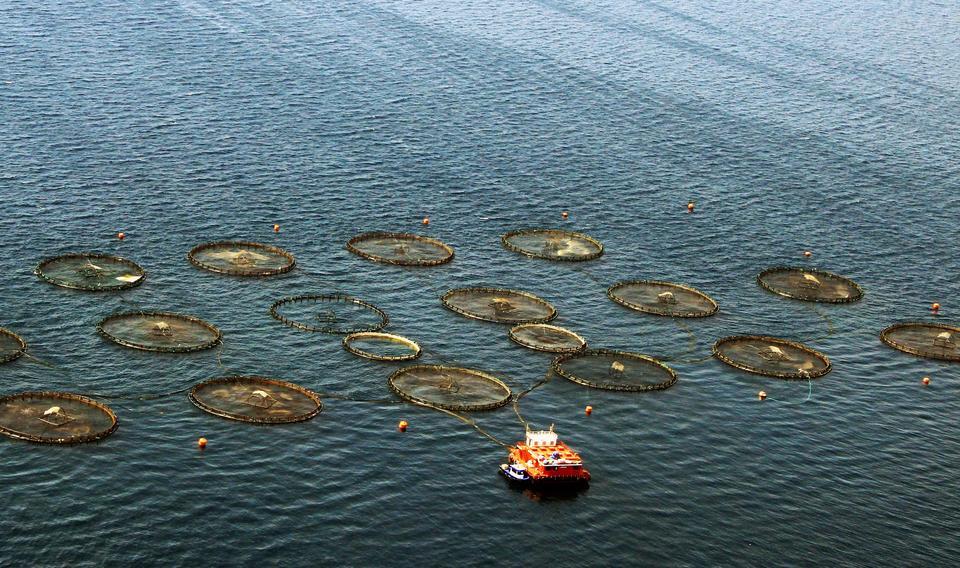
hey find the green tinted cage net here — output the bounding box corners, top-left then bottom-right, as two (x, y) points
(508, 323), (586, 353)
(441, 288), (557, 325)
(501, 229), (604, 262)
(713, 335), (832, 379)
(342, 332), (422, 361)
(97, 312), (222, 352)
(0, 392), (118, 444)
(188, 241), (296, 276)
(0, 328), (26, 364)
(189, 376), (323, 423)
(553, 349), (678, 392)
(388, 365), (512, 411)
(607, 280), (719, 318)
(346, 232), (454, 266)
(270, 294), (389, 334)
(36, 253), (145, 291)
(880, 322), (960, 362)
(757, 267), (863, 303)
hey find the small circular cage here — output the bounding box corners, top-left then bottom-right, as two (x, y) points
(270, 294), (389, 334)
(441, 288), (557, 325)
(0, 328), (26, 364)
(343, 332), (422, 361)
(607, 280), (719, 318)
(880, 322), (960, 362)
(98, 312), (222, 352)
(508, 323), (586, 353)
(36, 253), (145, 291)
(0, 392), (118, 444)
(553, 349), (678, 392)
(388, 365), (512, 411)
(757, 267), (863, 303)
(188, 241), (296, 276)
(501, 229), (604, 262)
(189, 376), (323, 424)
(346, 232), (454, 266)
(713, 335), (832, 379)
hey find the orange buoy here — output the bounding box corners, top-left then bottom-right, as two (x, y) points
(758, 390), (767, 401)
(687, 201), (695, 213)
(922, 376), (931, 386)
(422, 217), (430, 226)
(584, 405), (593, 416)
(562, 211), (569, 219)
(273, 224), (280, 233)
(117, 232), (126, 240)
(398, 420), (409, 432)
(932, 303), (941, 312)
(803, 251), (812, 258)
(197, 437), (208, 449)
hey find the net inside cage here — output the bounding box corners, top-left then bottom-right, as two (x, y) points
(388, 365), (512, 411)
(343, 332), (422, 361)
(441, 288), (557, 325)
(757, 267), (863, 303)
(607, 280), (719, 317)
(508, 323), (586, 353)
(0, 392), (118, 444)
(270, 294), (389, 334)
(36, 254), (145, 291)
(0, 328), (26, 364)
(501, 229), (603, 262)
(346, 232), (454, 266)
(553, 349), (678, 391)
(188, 241), (295, 276)
(880, 322), (960, 362)
(189, 376), (323, 423)
(713, 335), (831, 378)
(98, 312), (222, 352)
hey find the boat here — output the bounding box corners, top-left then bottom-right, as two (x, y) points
(499, 426), (590, 486)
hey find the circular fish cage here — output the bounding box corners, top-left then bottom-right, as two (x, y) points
(189, 376), (323, 424)
(880, 322), (960, 362)
(97, 312), (222, 353)
(270, 294), (389, 334)
(553, 349), (678, 392)
(346, 232), (454, 266)
(0, 328), (26, 364)
(757, 267), (863, 303)
(441, 288), (557, 325)
(508, 323), (586, 353)
(712, 335), (832, 379)
(501, 229), (603, 262)
(388, 365), (512, 411)
(36, 253), (145, 291)
(342, 332), (422, 362)
(0, 392), (118, 444)
(607, 280), (719, 318)
(188, 241), (295, 276)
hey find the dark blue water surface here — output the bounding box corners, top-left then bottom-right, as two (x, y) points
(1, 1), (959, 565)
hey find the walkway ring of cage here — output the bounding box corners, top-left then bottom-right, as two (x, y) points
(508, 323), (587, 353)
(500, 229), (604, 262)
(712, 335), (832, 379)
(757, 267), (863, 304)
(0, 328), (27, 364)
(188, 376), (324, 424)
(187, 241), (296, 276)
(880, 322), (960, 362)
(342, 332), (422, 362)
(35, 253), (146, 291)
(346, 232), (455, 266)
(270, 294), (389, 334)
(553, 349), (678, 392)
(388, 365), (513, 411)
(0, 392), (118, 444)
(97, 311), (223, 353)
(607, 280), (719, 318)
(441, 287), (558, 325)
